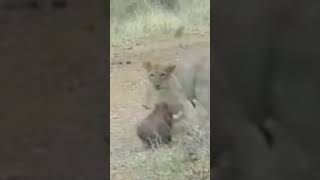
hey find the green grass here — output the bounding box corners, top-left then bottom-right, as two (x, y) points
(110, 0), (210, 47)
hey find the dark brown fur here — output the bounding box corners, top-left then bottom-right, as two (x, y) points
(137, 102), (174, 148)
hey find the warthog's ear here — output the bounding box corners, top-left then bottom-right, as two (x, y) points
(165, 64), (176, 73)
(143, 61), (152, 71)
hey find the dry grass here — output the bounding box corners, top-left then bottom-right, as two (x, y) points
(111, 102), (210, 180)
(110, 1), (210, 178)
(111, 121), (210, 180)
(110, 0), (210, 47)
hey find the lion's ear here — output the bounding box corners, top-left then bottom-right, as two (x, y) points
(165, 64), (176, 73)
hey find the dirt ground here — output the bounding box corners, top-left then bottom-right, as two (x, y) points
(110, 34), (210, 179)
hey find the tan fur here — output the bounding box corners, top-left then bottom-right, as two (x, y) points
(137, 102), (174, 148)
(175, 47), (210, 113)
(142, 47), (210, 127)
(142, 61), (187, 115)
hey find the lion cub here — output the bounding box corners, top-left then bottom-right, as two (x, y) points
(142, 61), (192, 120)
(137, 102), (174, 148)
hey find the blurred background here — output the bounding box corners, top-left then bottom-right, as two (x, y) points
(110, 0), (210, 47)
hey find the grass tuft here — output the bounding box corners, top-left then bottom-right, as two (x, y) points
(111, 117), (210, 180)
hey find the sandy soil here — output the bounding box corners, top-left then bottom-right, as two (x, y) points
(110, 34), (210, 179)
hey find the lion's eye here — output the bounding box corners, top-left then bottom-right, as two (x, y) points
(160, 73), (166, 77)
(150, 74), (154, 77)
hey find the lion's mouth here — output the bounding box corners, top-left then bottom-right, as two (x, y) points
(154, 85), (169, 90)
